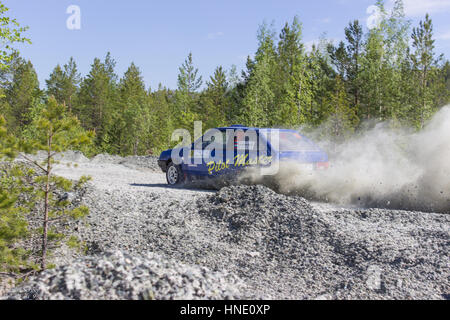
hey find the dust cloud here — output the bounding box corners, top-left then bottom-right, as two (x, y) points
(250, 106), (450, 213)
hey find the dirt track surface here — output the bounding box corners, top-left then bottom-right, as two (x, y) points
(54, 161), (213, 198)
(4, 153), (450, 300)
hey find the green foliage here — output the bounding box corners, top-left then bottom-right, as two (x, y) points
(0, 120), (34, 272)
(323, 76), (358, 146)
(0, 2), (30, 70)
(408, 13), (440, 128)
(173, 52), (203, 133)
(116, 63), (150, 155)
(21, 97), (94, 154)
(200, 66), (229, 128)
(17, 96), (93, 270)
(147, 85), (176, 153)
(274, 17), (312, 126)
(46, 57), (80, 112)
(0, 115), (17, 158)
(5, 58), (41, 131)
(241, 22), (277, 127)
(0, 164), (29, 272)
(76, 55), (116, 147)
(66, 235), (86, 253)
(177, 52), (203, 93)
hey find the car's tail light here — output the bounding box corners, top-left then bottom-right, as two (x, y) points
(315, 162), (329, 170)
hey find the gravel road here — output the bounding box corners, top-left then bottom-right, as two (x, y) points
(4, 153), (450, 300)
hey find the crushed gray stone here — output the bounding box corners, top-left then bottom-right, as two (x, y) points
(195, 185), (449, 299)
(42, 182), (449, 300)
(2, 153), (449, 300)
(6, 250), (246, 300)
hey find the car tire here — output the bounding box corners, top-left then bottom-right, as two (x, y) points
(166, 162), (183, 185)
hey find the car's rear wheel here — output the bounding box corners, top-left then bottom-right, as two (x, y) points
(166, 162), (183, 185)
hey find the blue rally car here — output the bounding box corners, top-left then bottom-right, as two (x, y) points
(158, 125), (329, 186)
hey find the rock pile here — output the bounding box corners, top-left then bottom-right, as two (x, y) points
(196, 185), (450, 299)
(6, 250), (245, 300)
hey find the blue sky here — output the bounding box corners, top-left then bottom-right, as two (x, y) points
(3, 0), (450, 90)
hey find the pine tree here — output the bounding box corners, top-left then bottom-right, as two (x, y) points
(226, 65), (246, 125)
(241, 56), (256, 84)
(275, 17), (312, 126)
(0, 170), (29, 273)
(435, 61), (450, 106)
(177, 52), (203, 94)
(47, 58), (82, 114)
(0, 91), (12, 128)
(104, 52), (118, 85)
(175, 52), (202, 129)
(0, 169), (31, 273)
(306, 44), (336, 127)
(409, 14), (438, 128)
(77, 57), (115, 146)
(0, 116), (32, 273)
(116, 63), (150, 155)
(323, 76), (357, 149)
(328, 41), (349, 79)
(344, 1), (410, 124)
(19, 97), (93, 270)
(46, 65), (65, 103)
(64, 58), (81, 98)
(241, 22), (277, 127)
(444, 61), (450, 96)
(378, 0), (410, 123)
(327, 20), (364, 120)
(360, 27), (385, 121)
(344, 20), (363, 111)
(149, 85), (176, 152)
(5, 58), (40, 131)
(201, 66), (229, 128)
(0, 53), (21, 124)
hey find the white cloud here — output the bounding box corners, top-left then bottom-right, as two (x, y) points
(393, 0), (450, 17)
(207, 32), (224, 40)
(316, 17), (331, 24)
(366, 1), (450, 29)
(436, 30), (450, 40)
(304, 40), (316, 52)
(366, 5), (382, 29)
(304, 38), (340, 52)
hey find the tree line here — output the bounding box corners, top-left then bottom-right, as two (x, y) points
(1, 0), (449, 157)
